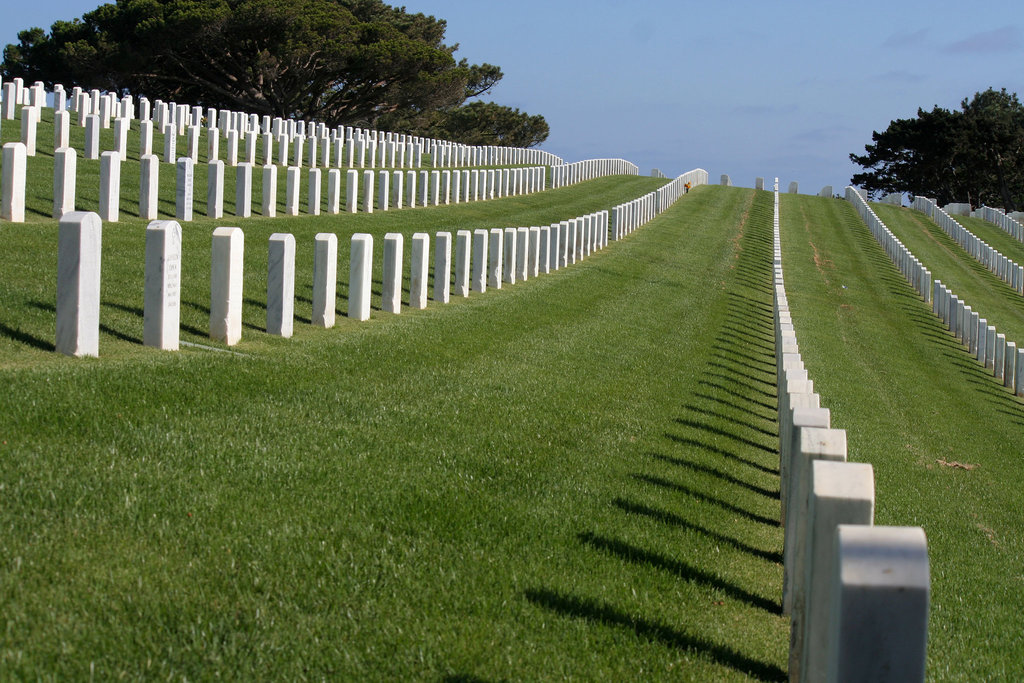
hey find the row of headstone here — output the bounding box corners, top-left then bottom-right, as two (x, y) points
(51, 203), (612, 354)
(549, 159), (639, 189)
(882, 192), (903, 206)
(848, 188), (933, 302)
(818, 186), (833, 198)
(341, 166), (547, 215)
(912, 196), (1024, 295)
(0, 132), (549, 223)
(1, 79), (566, 173)
(935, 278), (1024, 394)
(977, 205), (1024, 244)
(609, 169), (708, 240)
(650, 168), (666, 179)
(853, 187), (1024, 393)
(777, 180), (931, 682)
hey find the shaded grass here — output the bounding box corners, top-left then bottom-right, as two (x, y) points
(0, 186), (790, 679)
(780, 194), (1024, 682)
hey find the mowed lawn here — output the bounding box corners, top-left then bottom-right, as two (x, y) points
(0, 184), (790, 679)
(780, 193), (1024, 681)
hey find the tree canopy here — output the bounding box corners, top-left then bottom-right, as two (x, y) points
(1, 0), (549, 147)
(850, 88), (1024, 210)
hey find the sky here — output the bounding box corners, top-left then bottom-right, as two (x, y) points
(4, 0), (1023, 193)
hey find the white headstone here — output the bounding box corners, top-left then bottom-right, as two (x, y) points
(55, 211), (103, 356)
(262, 165), (278, 217)
(210, 226), (244, 345)
(207, 160), (225, 219)
(99, 151), (121, 222)
(455, 230), (471, 297)
(434, 232), (451, 303)
(53, 147), (77, 219)
(472, 229), (489, 293)
(308, 168), (321, 216)
(826, 525), (929, 682)
(348, 233), (373, 320)
(143, 220), (182, 350)
(175, 157), (194, 221)
(409, 233), (429, 309)
(285, 167), (301, 216)
(267, 233), (296, 337)
(488, 228), (504, 289)
(346, 169), (359, 213)
(312, 233), (338, 328)
(20, 105), (38, 156)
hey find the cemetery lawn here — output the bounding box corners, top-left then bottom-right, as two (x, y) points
(780, 194), (1024, 681)
(0, 184), (792, 679)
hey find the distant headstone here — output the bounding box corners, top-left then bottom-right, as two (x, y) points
(140, 155), (160, 221)
(756, 177), (765, 190)
(175, 157), (194, 221)
(207, 160), (225, 219)
(720, 174), (731, 186)
(788, 181), (799, 194)
(99, 151), (121, 222)
(53, 147), (77, 219)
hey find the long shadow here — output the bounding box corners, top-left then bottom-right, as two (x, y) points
(663, 433), (775, 475)
(713, 338), (776, 367)
(679, 403), (777, 439)
(523, 588), (786, 681)
(99, 322), (141, 345)
(633, 473), (777, 527)
(0, 321), (55, 351)
(707, 360), (776, 390)
(579, 532), (781, 615)
(706, 370), (778, 400)
(698, 380), (777, 414)
(672, 418), (774, 454)
(647, 451), (777, 500)
(693, 390), (775, 422)
(613, 497), (782, 564)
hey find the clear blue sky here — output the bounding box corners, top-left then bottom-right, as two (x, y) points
(4, 0), (1023, 193)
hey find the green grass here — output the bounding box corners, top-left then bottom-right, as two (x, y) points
(0, 180), (792, 679)
(780, 193), (1024, 681)
(870, 203), (1024, 344)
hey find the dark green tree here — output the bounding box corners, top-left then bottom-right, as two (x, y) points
(850, 88), (1024, 210)
(2, 0), (548, 146)
(430, 101), (549, 148)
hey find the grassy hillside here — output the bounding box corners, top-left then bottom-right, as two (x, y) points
(0, 181), (793, 679)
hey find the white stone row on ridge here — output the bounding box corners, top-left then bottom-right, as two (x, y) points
(609, 169), (708, 240)
(549, 158), (638, 189)
(849, 187), (1024, 396)
(778, 180), (930, 682)
(912, 196), (1024, 295)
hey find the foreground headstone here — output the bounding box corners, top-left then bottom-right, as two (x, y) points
(488, 228), (504, 289)
(434, 232), (452, 303)
(410, 233), (429, 309)
(349, 233), (373, 320)
(312, 233), (338, 328)
(455, 230), (471, 297)
(796, 460), (875, 682)
(267, 233), (296, 337)
(826, 525), (930, 683)
(143, 220), (182, 350)
(472, 229), (489, 293)
(56, 212), (103, 357)
(210, 227), (244, 345)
